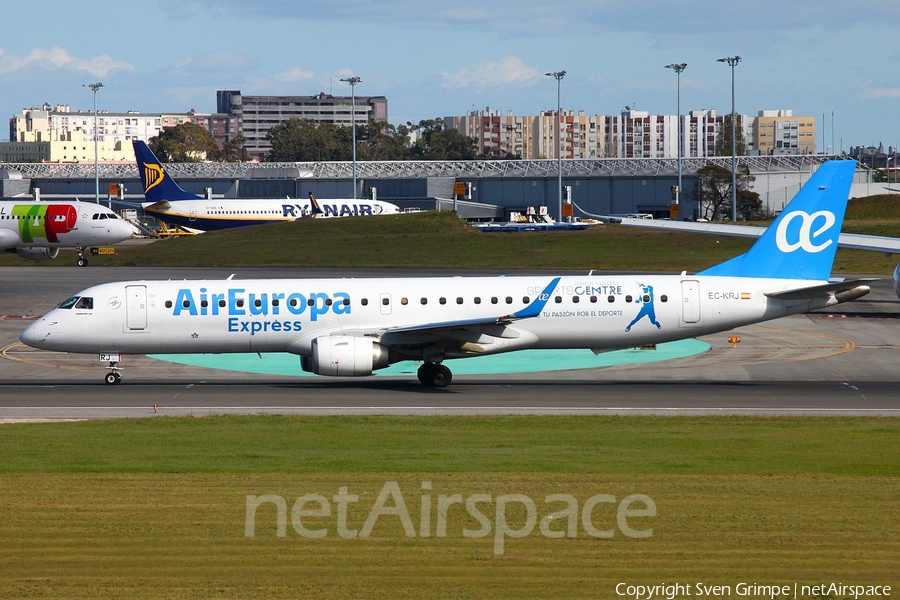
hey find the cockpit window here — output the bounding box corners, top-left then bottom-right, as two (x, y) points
(74, 297), (94, 309)
(58, 296), (79, 309)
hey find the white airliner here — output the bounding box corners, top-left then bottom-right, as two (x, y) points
(21, 161), (869, 387)
(134, 141), (400, 231)
(0, 200), (134, 266)
(619, 199), (900, 299)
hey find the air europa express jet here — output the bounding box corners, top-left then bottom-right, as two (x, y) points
(134, 140), (400, 231)
(22, 161), (869, 387)
(0, 200), (134, 266)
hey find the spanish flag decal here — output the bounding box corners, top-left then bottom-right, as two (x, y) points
(740, 292), (751, 300)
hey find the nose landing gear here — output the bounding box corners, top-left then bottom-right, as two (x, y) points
(104, 357), (122, 385)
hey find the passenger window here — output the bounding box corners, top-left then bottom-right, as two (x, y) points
(456, 297), (463, 305)
(642, 295), (650, 303)
(165, 300), (172, 308)
(382, 297), (390, 306)
(607, 295), (615, 303)
(272, 299), (279, 307)
(439, 297), (446, 305)
(590, 296), (598, 303)
(554, 296), (562, 303)
(401, 298), (408, 305)
(361, 298), (369, 306)
(660, 295), (668, 303)
(254, 299), (262, 307)
(342, 298), (350, 306)
(182, 300), (191, 308)
(236, 299), (244, 307)
(307, 299), (314, 307)
(219, 299), (227, 307)
(201, 300), (208, 308)
(626, 295), (633, 302)
(325, 298), (333, 306)
(420, 298), (428, 305)
(506, 297), (513, 304)
(522, 296), (529, 304)
(572, 296), (579, 303)
(474, 297), (481, 305)
(491, 297), (498, 304)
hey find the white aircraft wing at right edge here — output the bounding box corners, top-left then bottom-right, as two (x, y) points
(620, 216), (900, 299)
(619, 218), (900, 254)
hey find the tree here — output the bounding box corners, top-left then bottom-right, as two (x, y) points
(354, 121), (411, 161)
(695, 163), (757, 221)
(715, 116), (747, 156)
(215, 134), (249, 162)
(266, 119), (350, 161)
(148, 122), (219, 163)
(410, 119), (478, 160)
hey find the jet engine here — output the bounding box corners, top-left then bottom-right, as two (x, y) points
(14, 247), (60, 261)
(301, 335), (389, 376)
(893, 264), (900, 300)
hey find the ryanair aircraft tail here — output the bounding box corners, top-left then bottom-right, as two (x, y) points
(698, 160), (856, 280)
(133, 140), (203, 203)
(308, 193), (325, 218)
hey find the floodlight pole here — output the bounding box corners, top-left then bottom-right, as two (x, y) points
(545, 71), (566, 222)
(340, 76), (361, 199)
(718, 56), (741, 221)
(83, 82), (104, 204)
(665, 63), (687, 209)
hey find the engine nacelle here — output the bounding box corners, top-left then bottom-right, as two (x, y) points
(14, 247), (60, 261)
(303, 335), (389, 377)
(893, 264), (900, 300)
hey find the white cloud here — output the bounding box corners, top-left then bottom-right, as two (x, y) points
(274, 67), (314, 82)
(439, 56), (540, 89)
(0, 46), (133, 78)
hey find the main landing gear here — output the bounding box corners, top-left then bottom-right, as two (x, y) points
(104, 359), (122, 385)
(76, 246), (88, 267)
(417, 362), (452, 387)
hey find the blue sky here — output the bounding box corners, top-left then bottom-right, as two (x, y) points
(2, 0), (898, 151)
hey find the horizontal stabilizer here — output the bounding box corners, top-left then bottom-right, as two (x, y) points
(764, 278), (876, 300)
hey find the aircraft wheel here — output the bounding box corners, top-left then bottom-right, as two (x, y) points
(104, 372), (121, 385)
(418, 363), (452, 387)
(431, 365), (452, 388)
(77, 258), (88, 267)
(417, 362), (437, 385)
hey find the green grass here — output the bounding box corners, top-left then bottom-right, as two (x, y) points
(5, 196), (900, 272)
(0, 416), (898, 599)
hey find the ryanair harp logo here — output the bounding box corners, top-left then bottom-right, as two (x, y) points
(143, 163), (165, 193)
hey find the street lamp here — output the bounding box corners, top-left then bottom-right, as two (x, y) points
(664, 63), (687, 212)
(340, 76), (361, 199)
(83, 82), (104, 204)
(545, 70), (566, 222)
(717, 56), (741, 221)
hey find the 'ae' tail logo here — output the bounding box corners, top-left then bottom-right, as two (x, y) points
(775, 210), (836, 253)
(143, 163), (165, 193)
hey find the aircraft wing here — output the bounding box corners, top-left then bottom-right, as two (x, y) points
(620, 218), (900, 255)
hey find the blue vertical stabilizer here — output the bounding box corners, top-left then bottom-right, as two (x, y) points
(698, 160), (856, 280)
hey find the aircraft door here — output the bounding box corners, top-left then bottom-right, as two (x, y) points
(380, 293), (392, 315)
(680, 280), (701, 325)
(126, 285), (148, 330)
(189, 206), (197, 222)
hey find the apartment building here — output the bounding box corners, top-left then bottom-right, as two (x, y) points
(446, 108), (809, 159)
(216, 90), (388, 160)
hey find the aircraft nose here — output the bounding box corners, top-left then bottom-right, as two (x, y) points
(19, 320), (40, 347)
(20, 316), (54, 349)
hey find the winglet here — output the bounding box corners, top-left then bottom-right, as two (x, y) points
(698, 160), (856, 280)
(133, 140), (203, 202)
(499, 277), (560, 322)
(308, 193), (324, 218)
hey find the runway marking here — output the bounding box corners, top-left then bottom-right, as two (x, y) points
(2, 406), (899, 413)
